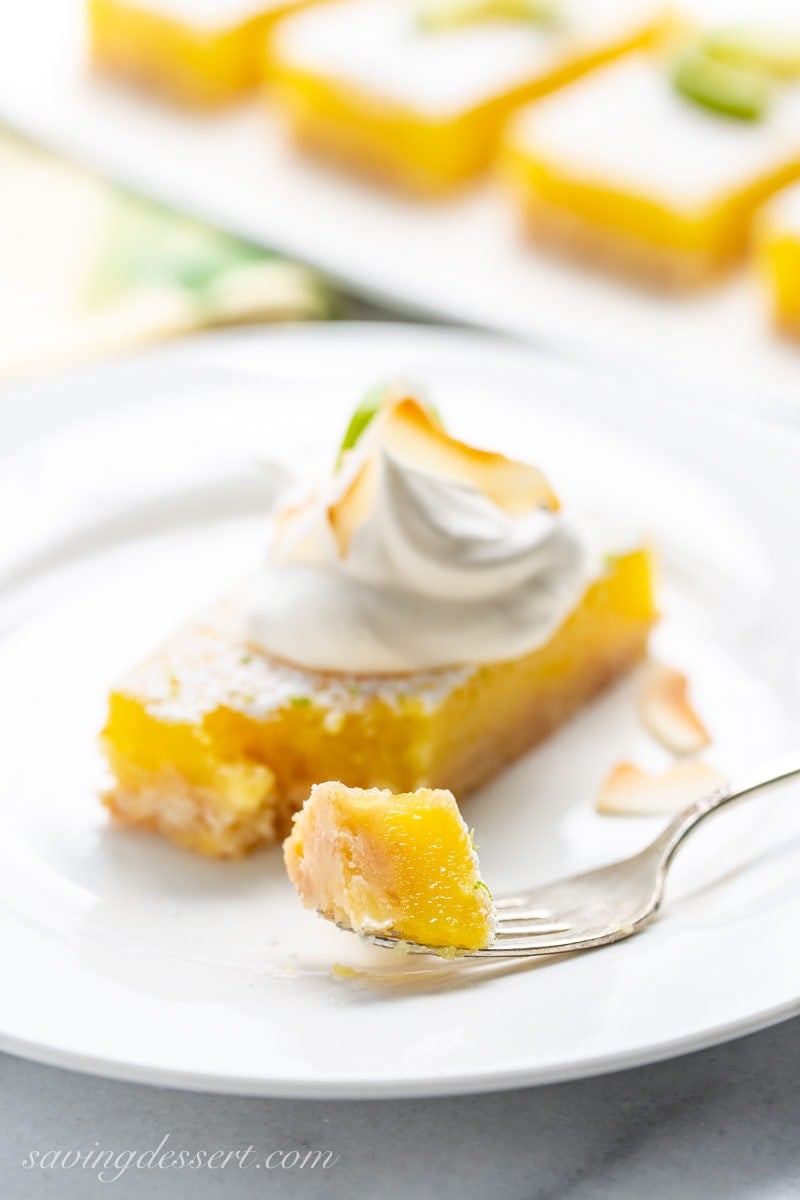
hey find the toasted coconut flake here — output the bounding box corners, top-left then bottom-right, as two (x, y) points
(383, 397), (559, 515)
(327, 455), (378, 557)
(638, 662), (711, 756)
(326, 392), (557, 557)
(271, 492), (318, 553)
(596, 760), (727, 817)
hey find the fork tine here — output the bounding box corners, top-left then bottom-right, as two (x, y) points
(468, 936), (579, 956)
(365, 934), (572, 958)
(495, 921), (571, 937)
(494, 897), (552, 915)
(494, 906), (556, 921)
(482, 932), (597, 955)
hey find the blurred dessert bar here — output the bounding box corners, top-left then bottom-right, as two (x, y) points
(502, 2), (800, 287)
(265, 0), (668, 193)
(757, 182), (800, 336)
(88, 0), (320, 104)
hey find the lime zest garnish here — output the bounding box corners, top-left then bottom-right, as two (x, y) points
(474, 879), (493, 899)
(288, 695), (312, 708)
(672, 45), (773, 121)
(704, 26), (800, 81)
(417, 0), (560, 32)
(336, 386), (387, 470)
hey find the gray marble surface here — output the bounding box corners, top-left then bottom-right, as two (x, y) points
(1, 1017), (798, 1199)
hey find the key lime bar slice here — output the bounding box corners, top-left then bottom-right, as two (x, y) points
(100, 388), (657, 859)
(284, 783), (496, 951)
(101, 546), (655, 857)
(756, 181), (800, 336)
(265, 0), (668, 194)
(502, 36), (800, 287)
(87, 0), (323, 105)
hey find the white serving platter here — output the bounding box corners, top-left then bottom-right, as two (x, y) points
(0, 1), (798, 408)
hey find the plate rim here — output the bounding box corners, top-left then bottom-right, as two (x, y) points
(2, 997), (799, 1099)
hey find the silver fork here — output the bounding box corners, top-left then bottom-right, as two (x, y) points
(367, 754), (800, 959)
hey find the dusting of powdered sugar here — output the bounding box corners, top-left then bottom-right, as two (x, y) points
(116, 594), (473, 723)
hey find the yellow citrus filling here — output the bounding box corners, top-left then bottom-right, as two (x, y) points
(758, 220), (800, 335)
(265, 18), (664, 193)
(101, 548), (656, 857)
(88, 0), (311, 104)
(502, 136), (800, 280)
(284, 782), (495, 950)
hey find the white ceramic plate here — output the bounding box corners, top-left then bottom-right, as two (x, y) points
(2, 323), (800, 1099)
(1, 2), (799, 408)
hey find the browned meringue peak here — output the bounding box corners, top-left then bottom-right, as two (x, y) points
(328, 394), (559, 557)
(595, 760), (727, 817)
(637, 661), (711, 757)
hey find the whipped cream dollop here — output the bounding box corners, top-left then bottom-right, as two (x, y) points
(244, 397), (589, 674)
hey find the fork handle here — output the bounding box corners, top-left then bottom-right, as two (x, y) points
(654, 751), (800, 870)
